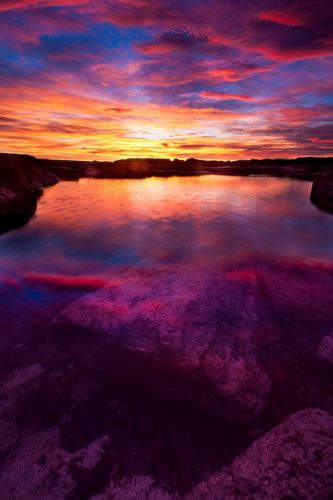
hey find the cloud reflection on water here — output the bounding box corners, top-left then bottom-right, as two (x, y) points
(0, 176), (333, 287)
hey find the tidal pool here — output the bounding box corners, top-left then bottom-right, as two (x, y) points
(1, 175), (333, 282)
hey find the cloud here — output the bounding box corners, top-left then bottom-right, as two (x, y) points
(199, 91), (253, 101)
(205, 63), (275, 82)
(258, 9), (305, 27)
(105, 107), (133, 113)
(0, 0), (332, 159)
(137, 29), (209, 54)
(0, 0), (90, 12)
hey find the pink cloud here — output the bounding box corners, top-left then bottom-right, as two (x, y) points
(205, 63), (275, 82)
(258, 10), (305, 27)
(0, 0), (90, 12)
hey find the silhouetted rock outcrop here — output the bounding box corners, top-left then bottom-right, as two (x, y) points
(0, 153), (58, 233)
(38, 156), (333, 181)
(311, 171), (333, 213)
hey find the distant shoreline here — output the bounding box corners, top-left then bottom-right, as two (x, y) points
(37, 154), (333, 182)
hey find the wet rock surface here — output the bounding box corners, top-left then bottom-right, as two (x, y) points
(55, 259), (333, 422)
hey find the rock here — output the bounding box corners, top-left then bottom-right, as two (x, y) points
(0, 366), (47, 459)
(0, 427), (75, 500)
(317, 334), (333, 365)
(0, 364), (45, 420)
(311, 172), (333, 213)
(0, 420), (19, 455)
(55, 260), (333, 422)
(0, 154), (58, 199)
(187, 408), (333, 500)
(55, 263), (279, 422)
(91, 475), (175, 500)
(0, 190), (40, 234)
(0, 366), (113, 498)
(0, 423), (111, 500)
(72, 435), (110, 472)
(258, 259), (333, 326)
(0, 365), (74, 435)
(0, 153), (58, 233)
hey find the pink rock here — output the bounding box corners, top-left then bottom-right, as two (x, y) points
(55, 260), (333, 421)
(187, 408), (333, 499)
(0, 426), (111, 500)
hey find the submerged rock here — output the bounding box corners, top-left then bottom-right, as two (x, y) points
(187, 408), (333, 499)
(55, 264), (273, 421)
(55, 260), (333, 422)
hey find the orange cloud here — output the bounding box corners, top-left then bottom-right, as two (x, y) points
(199, 91), (253, 101)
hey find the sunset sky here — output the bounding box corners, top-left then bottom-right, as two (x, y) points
(0, 0), (332, 160)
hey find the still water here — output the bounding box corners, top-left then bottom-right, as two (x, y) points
(1, 175), (333, 281)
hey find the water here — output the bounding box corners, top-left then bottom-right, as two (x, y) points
(1, 175), (333, 282)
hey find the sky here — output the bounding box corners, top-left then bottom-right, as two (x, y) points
(0, 0), (332, 161)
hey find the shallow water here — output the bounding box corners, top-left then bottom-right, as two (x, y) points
(1, 175), (333, 282)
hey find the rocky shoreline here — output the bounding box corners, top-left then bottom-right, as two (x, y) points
(38, 156), (333, 182)
(311, 171), (333, 213)
(0, 154), (58, 234)
(0, 153), (333, 234)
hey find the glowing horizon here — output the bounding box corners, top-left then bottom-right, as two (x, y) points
(0, 0), (332, 161)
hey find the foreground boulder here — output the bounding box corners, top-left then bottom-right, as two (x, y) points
(187, 408), (333, 499)
(311, 172), (333, 213)
(55, 260), (333, 422)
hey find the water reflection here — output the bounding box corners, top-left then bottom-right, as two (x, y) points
(0, 175), (333, 281)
